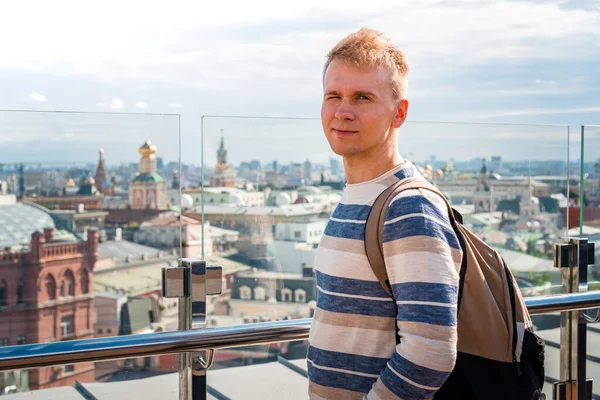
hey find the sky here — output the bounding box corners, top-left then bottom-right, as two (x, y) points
(0, 0), (599, 167)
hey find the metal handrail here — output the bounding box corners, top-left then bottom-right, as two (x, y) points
(0, 290), (599, 372)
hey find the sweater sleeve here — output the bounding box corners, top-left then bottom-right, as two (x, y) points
(365, 189), (462, 400)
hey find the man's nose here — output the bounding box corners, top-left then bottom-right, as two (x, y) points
(334, 100), (355, 121)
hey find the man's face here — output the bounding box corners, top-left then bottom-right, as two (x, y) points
(321, 59), (408, 160)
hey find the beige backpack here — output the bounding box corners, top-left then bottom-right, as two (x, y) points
(364, 177), (546, 399)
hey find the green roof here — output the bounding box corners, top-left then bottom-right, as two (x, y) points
(132, 173), (164, 184)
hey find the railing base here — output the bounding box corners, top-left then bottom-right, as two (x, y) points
(552, 379), (593, 400)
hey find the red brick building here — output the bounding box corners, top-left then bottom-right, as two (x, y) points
(0, 228), (98, 392)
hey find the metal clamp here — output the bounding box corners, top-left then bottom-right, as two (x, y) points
(162, 259), (222, 400)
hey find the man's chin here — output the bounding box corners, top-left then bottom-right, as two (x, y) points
(330, 148), (358, 158)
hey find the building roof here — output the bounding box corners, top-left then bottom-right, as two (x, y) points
(133, 173), (164, 184)
(496, 248), (554, 273)
(0, 202), (78, 249)
(94, 249), (250, 296)
(198, 203), (323, 218)
(94, 261), (166, 296)
(98, 240), (176, 267)
(139, 212), (201, 228)
(121, 297), (156, 335)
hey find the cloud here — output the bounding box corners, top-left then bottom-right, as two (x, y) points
(168, 103), (184, 109)
(135, 101), (149, 109)
(28, 92), (47, 103)
(110, 98), (124, 109)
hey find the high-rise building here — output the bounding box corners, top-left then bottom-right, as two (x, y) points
(129, 139), (167, 209)
(329, 158), (340, 177)
(490, 156), (502, 173)
(303, 159), (312, 184)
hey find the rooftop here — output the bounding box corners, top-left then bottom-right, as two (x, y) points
(133, 173), (164, 184)
(0, 202), (78, 249)
(198, 203), (324, 217)
(98, 240), (176, 267)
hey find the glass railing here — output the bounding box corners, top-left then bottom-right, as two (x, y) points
(0, 110), (182, 395)
(194, 116), (580, 395)
(2, 110), (598, 398)
(581, 124), (600, 397)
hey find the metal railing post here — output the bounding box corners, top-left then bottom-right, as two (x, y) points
(553, 238), (595, 400)
(163, 258), (222, 400)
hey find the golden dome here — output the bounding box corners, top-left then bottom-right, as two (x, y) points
(99, 148), (104, 155)
(66, 178), (76, 187)
(139, 138), (157, 159)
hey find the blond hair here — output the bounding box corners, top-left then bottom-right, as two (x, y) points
(323, 27), (410, 100)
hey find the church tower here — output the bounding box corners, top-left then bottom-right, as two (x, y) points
(129, 139), (167, 209)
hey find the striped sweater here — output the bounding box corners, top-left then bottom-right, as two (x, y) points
(307, 162), (463, 400)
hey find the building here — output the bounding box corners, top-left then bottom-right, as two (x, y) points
(129, 139), (168, 210)
(166, 187), (266, 209)
(0, 202), (98, 393)
(133, 211), (239, 258)
(229, 266), (316, 324)
(274, 221), (325, 245)
(25, 196), (102, 211)
(210, 132), (236, 188)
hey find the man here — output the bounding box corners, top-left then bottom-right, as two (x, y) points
(307, 28), (463, 399)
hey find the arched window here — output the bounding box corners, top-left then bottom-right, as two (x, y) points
(0, 280), (7, 307)
(281, 288), (292, 302)
(254, 286), (266, 301)
(81, 270), (89, 294)
(60, 281), (65, 298)
(45, 275), (56, 301)
(294, 289), (306, 303)
(239, 286), (251, 300)
(65, 270), (75, 297)
(17, 284), (24, 305)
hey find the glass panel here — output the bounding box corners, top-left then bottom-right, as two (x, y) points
(207, 341), (308, 399)
(581, 125), (600, 286)
(582, 125), (600, 398)
(198, 116), (571, 395)
(0, 110), (181, 394)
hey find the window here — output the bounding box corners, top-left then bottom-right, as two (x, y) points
(0, 280), (6, 307)
(65, 270), (75, 296)
(81, 270), (89, 294)
(60, 281), (65, 298)
(107, 329), (112, 334)
(294, 231), (302, 239)
(254, 286), (266, 301)
(61, 316), (75, 338)
(294, 289), (306, 303)
(17, 284), (23, 305)
(45, 275), (56, 301)
(17, 336), (26, 345)
(64, 364), (74, 373)
(98, 329), (104, 334)
(0, 338), (8, 346)
(281, 288), (292, 302)
(239, 286), (251, 300)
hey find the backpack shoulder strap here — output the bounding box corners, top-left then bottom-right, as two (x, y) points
(365, 177), (459, 297)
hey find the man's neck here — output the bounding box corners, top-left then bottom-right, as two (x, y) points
(343, 150), (404, 184)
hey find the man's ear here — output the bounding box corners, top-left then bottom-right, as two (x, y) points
(393, 99), (409, 128)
